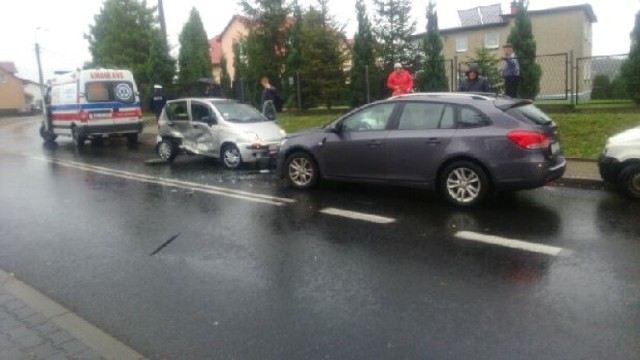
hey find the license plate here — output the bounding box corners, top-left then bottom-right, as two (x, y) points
(91, 112), (111, 119)
(551, 142), (560, 154)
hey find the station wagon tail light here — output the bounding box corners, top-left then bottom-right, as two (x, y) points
(507, 131), (550, 150)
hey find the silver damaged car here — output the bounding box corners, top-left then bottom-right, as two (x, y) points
(156, 98), (285, 169)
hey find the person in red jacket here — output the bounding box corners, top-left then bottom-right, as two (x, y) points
(387, 63), (414, 96)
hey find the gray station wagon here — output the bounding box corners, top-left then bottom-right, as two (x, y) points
(156, 98), (285, 169)
(277, 93), (566, 207)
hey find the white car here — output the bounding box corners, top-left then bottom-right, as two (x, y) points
(599, 125), (640, 199)
(156, 98), (285, 169)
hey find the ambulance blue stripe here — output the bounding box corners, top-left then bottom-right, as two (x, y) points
(50, 102), (141, 111)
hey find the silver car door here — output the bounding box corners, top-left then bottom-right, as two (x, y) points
(191, 101), (218, 155)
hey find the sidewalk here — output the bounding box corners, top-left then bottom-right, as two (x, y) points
(0, 269), (144, 360)
(555, 158), (605, 189)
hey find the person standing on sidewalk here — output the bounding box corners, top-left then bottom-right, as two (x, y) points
(260, 76), (282, 113)
(502, 44), (520, 98)
(387, 63), (414, 96)
(458, 64), (490, 93)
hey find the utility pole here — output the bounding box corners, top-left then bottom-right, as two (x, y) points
(35, 40), (50, 132)
(158, 0), (168, 44)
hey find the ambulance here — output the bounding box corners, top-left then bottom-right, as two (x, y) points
(39, 68), (143, 149)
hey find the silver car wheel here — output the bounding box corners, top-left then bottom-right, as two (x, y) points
(223, 145), (242, 169)
(446, 167), (481, 204)
(288, 157), (314, 187)
(157, 140), (176, 162)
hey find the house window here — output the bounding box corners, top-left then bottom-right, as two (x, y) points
(456, 36), (468, 53)
(484, 32), (499, 49)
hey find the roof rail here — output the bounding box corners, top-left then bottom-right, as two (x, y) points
(392, 92), (505, 101)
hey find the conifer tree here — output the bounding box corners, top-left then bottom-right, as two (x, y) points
(506, 0), (541, 99)
(88, 0), (158, 85)
(350, 0), (380, 106)
(219, 55), (232, 97)
(417, 1), (448, 91)
(241, 0), (289, 104)
(298, 0), (347, 109)
(177, 8), (212, 95)
(372, 0), (417, 73)
(468, 47), (502, 93)
(621, 11), (640, 103)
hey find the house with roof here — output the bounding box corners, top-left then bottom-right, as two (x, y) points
(413, 3), (597, 97)
(209, 15), (251, 83)
(0, 61), (27, 114)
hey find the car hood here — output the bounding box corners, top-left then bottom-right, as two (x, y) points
(607, 126), (640, 145)
(233, 121), (285, 142)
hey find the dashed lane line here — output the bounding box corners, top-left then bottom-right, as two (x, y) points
(319, 207), (397, 224)
(454, 231), (573, 257)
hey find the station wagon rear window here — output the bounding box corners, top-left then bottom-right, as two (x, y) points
(85, 81), (135, 103)
(507, 104), (553, 126)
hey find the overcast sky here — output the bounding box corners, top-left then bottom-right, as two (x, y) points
(1, 0), (638, 82)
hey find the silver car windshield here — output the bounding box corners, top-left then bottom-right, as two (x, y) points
(211, 102), (268, 123)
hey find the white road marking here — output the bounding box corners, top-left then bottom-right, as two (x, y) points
(30, 155), (294, 206)
(319, 207), (396, 224)
(454, 231), (572, 257)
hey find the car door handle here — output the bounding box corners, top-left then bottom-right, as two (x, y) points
(425, 138), (441, 144)
(367, 140), (382, 147)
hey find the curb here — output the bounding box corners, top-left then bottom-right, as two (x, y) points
(0, 268), (146, 360)
(553, 177), (605, 189)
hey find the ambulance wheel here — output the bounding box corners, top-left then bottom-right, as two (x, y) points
(39, 124), (57, 143)
(126, 133), (138, 146)
(72, 127), (85, 150)
(157, 139), (177, 163)
(91, 137), (104, 147)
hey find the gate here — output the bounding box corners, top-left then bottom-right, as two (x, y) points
(575, 54), (629, 104)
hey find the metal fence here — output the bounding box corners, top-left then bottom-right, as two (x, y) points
(455, 52), (569, 100)
(575, 54), (629, 104)
(226, 53), (631, 109)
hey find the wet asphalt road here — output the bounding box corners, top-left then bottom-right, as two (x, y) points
(1, 116), (639, 359)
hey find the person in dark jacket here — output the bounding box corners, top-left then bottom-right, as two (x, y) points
(260, 76), (281, 112)
(458, 64), (490, 93)
(151, 85), (167, 120)
(502, 43), (520, 98)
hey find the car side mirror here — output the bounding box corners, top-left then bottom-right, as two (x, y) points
(329, 123), (343, 134)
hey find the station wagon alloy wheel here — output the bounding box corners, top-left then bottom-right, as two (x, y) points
(286, 152), (317, 189)
(440, 162), (489, 207)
